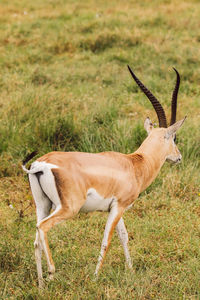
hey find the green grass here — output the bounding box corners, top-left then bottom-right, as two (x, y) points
(0, 0), (199, 299)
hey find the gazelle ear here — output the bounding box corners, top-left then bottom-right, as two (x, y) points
(165, 116), (186, 139)
(144, 117), (154, 134)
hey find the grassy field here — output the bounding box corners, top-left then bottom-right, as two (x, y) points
(0, 0), (200, 299)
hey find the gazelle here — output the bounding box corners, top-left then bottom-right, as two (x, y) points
(22, 66), (186, 288)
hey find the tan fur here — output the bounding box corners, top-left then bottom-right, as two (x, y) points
(38, 151), (142, 208)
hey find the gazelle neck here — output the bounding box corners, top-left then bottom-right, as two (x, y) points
(131, 132), (167, 192)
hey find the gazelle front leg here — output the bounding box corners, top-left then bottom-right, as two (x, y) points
(95, 201), (124, 276)
(116, 217), (132, 269)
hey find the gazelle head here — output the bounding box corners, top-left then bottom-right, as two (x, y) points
(128, 66), (186, 164)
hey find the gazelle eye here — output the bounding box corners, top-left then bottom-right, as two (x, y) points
(174, 135), (177, 143)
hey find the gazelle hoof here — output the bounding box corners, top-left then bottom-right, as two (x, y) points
(48, 273), (54, 281)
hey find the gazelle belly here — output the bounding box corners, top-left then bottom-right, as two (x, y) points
(80, 188), (115, 212)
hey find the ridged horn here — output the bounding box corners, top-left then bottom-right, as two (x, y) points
(127, 65), (167, 128)
(170, 68), (180, 125)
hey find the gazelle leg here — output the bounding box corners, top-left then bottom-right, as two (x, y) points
(29, 174), (52, 288)
(116, 217), (132, 269)
(37, 207), (75, 282)
(35, 206), (53, 287)
(34, 230), (45, 288)
(95, 202), (124, 276)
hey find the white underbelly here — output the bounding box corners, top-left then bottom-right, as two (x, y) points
(80, 188), (116, 213)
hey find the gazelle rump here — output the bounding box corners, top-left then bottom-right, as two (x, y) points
(22, 66), (186, 288)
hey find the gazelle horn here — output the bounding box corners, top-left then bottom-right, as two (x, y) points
(127, 65), (167, 128)
(170, 68), (180, 125)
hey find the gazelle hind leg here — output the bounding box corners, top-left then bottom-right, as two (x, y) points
(37, 207), (75, 281)
(34, 230), (44, 288)
(31, 167), (65, 284)
(29, 174), (52, 288)
(116, 217), (132, 269)
(35, 167), (82, 285)
(95, 201), (124, 276)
